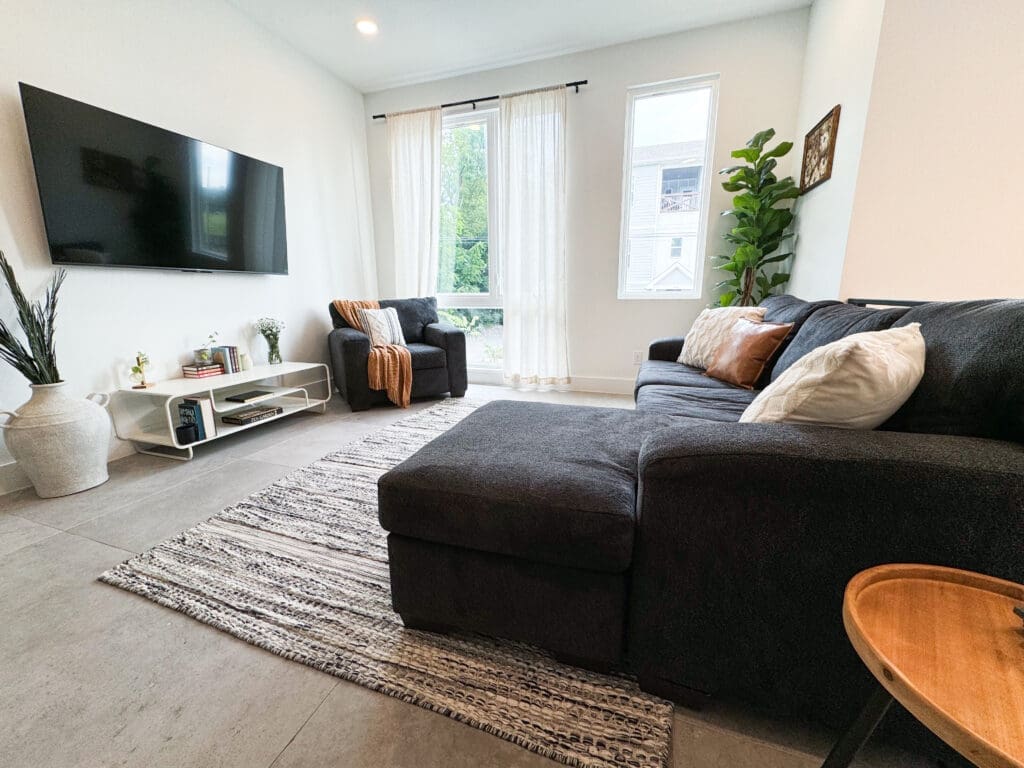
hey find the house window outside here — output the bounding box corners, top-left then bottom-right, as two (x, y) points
(437, 109), (503, 370)
(660, 167), (701, 212)
(669, 237), (683, 259)
(618, 76), (718, 299)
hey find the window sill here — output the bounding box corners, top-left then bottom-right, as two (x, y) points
(617, 291), (704, 301)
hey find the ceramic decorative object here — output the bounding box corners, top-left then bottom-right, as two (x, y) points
(0, 383), (111, 498)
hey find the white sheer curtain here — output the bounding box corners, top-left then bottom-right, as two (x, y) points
(499, 87), (570, 388)
(387, 108), (441, 297)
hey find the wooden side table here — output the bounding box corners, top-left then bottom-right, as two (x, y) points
(822, 564), (1024, 768)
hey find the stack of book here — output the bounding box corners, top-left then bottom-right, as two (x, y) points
(211, 345), (241, 374)
(221, 405), (283, 426)
(178, 396), (217, 440)
(182, 362), (225, 379)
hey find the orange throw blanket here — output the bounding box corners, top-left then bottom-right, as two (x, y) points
(333, 299), (413, 408)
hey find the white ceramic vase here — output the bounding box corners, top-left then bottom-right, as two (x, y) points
(0, 383), (111, 498)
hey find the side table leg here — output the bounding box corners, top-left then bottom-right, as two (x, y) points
(821, 686), (894, 768)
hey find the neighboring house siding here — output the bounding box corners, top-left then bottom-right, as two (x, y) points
(625, 142), (704, 293)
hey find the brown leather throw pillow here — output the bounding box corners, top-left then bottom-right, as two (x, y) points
(705, 318), (795, 389)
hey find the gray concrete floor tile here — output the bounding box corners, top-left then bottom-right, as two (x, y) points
(0, 533), (337, 768)
(0, 511), (60, 556)
(66, 458), (294, 553)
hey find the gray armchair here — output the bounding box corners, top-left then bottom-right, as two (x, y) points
(327, 297), (467, 411)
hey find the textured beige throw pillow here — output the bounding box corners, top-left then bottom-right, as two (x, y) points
(740, 323), (926, 429)
(679, 306), (767, 369)
(356, 307), (407, 347)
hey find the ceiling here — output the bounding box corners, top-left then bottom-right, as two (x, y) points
(229, 0), (811, 92)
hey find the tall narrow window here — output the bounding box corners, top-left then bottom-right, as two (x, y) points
(618, 76), (718, 299)
(437, 109), (503, 371)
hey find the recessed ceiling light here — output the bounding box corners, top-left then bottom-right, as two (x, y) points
(355, 18), (379, 36)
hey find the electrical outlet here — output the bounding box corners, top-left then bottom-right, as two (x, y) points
(632, 349), (643, 366)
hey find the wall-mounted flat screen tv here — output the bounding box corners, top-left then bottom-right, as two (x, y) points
(19, 83), (288, 274)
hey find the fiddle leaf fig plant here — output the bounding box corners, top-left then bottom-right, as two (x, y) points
(713, 129), (799, 307)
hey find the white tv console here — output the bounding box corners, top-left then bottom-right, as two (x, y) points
(109, 361), (331, 460)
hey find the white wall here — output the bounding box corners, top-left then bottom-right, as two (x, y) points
(788, 0), (885, 300)
(0, 0), (376, 490)
(840, 0), (1024, 301)
(364, 9), (810, 393)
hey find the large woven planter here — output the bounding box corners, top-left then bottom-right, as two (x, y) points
(1, 382), (111, 498)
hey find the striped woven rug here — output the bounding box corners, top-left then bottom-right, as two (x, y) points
(100, 399), (673, 768)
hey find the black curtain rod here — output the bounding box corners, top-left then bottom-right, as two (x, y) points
(372, 80), (587, 120)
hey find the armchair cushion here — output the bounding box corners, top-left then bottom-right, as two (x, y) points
(381, 297), (438, 343)
(407, 343), (446, 370)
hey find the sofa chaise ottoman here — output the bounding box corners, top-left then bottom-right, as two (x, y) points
(378, 400), (681, 666)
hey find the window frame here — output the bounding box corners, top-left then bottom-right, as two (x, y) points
(436, 107), (501, 311)
(617, 74), (719, 301)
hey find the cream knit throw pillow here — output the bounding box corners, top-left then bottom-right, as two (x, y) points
(740, 323), (926, 429)
(679, 306), (767, 369)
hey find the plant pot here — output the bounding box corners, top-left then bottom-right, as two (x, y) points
(0, 383), (111, 498)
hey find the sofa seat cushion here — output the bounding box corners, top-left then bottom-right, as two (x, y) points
(771, 303), (909, 381)
(635, 384), (756, 421)
(407, 342), (446, 370)
(635, 360), (742, 391)
(378, 401), (680, 573)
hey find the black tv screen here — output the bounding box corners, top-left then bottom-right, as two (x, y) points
(19, 83), (288, 274)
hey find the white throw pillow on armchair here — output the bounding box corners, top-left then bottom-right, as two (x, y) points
(678, 306), (767, 369)
(740, 323), (926, 429)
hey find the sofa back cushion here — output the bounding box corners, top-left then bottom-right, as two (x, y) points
(758, 295), (840, 385)
(883, 299), (1024, 441)
(771, 303), (909, 381)
(328, 297), (439, 343)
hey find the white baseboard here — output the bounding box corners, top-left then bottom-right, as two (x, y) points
(569, 376), (637, 396)
(469, 369), (637, 395)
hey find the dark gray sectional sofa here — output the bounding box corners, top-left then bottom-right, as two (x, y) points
(378, 295), (1024, 732)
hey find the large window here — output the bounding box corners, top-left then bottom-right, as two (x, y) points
(618, 76), (718, 299)
(437, 109), (503, 370)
